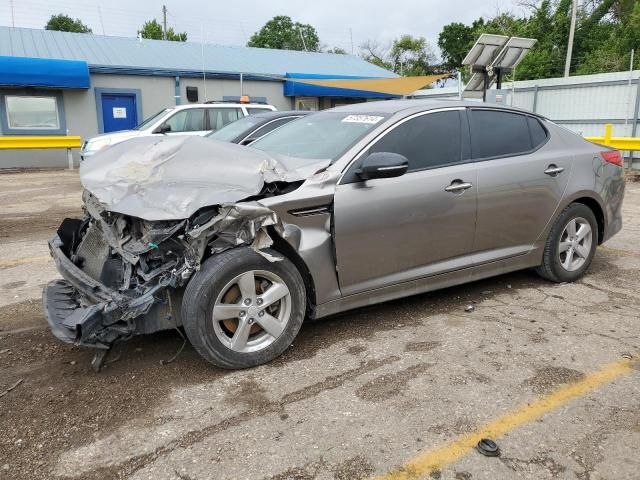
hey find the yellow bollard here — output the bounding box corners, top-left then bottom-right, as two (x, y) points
(604, 123), (613, 146)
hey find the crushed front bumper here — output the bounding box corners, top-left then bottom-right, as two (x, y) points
(43, 234), (167, 349)
(43, 279), (111, 348)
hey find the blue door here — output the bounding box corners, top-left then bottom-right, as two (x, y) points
(101, 94), (137, 132)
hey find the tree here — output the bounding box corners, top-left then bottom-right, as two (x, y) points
(326, 47), (348, 54)
(247, 16), (320, 52)
(138, 19), (187, 42)
(360, 36), (437, 76)
(437, 23), (475, 72)
(577, 0), (640, 73)
(45, 14), (91, 33)
(436, 0), (637, 81)
(389, 35), (437, 76)
(360, 40), (393, 70)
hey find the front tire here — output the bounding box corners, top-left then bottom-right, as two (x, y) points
(182, 247), (306, 369)
(536, 203), (598, 283)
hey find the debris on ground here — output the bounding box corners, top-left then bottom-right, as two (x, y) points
(0, 379), (24, 398)
(465, 305), (475, 313)
(476, 438), (500, 457)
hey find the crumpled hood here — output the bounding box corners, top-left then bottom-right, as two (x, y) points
(80, 135), (328, 221)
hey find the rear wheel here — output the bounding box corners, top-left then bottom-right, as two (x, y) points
(182, 247), (306, 369)
(536, 203), (598, 283)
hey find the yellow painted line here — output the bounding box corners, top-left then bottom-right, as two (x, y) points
(0, 255), (51, 268)
(375, 355), (636, 480)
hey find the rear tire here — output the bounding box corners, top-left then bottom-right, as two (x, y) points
(182, 247), (306, 369)
(536, 203), (598, 283)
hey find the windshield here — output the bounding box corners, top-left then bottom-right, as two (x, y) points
(250, 112), (388, 160)
(207, 116), (262, 142)
(134, 108), (173, 130)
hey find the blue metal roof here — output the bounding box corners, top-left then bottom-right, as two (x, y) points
(0, 27), (396, 79)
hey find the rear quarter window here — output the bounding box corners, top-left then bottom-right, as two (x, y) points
(527, 116), (548, 148)
(469, 109), (533, 159)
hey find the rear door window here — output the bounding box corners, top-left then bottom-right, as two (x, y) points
(469, 109), (533, 159)
(369, 110), (463, 172)
(165, 108), (205, 132)
(208, 108), (243, 130)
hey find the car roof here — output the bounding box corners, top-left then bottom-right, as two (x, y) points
(328, 98), (541, 117)
(248, 110), (312, 120)
(175, 103), (275, 110)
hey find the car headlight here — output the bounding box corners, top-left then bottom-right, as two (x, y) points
(83, 137), (112, 153)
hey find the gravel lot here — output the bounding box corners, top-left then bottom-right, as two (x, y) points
(0, 170), (638, 480)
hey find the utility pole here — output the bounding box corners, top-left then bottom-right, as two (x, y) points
(298, 25), (308, 51)
(10, 0), (15, 27)
(564, 0), (578, 77)
(349, 28), (354, 55)
(162, 5), (168, 41)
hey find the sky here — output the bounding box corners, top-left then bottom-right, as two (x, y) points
(1, 0), (525, 58)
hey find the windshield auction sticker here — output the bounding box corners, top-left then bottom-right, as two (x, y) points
(341, 115), (384, 124)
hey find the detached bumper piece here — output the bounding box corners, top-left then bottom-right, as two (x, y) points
(43, 280), (111, 349)
(42, 234), (166, 351)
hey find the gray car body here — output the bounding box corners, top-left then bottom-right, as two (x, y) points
(44, 99), (624, 350)
(253, 99), (624, 319)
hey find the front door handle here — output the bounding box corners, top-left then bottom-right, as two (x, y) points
(444, 180), (473, 193)
(544, 165), (565, 176)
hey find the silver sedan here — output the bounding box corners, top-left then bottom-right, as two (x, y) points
(43, 100), (625, 370)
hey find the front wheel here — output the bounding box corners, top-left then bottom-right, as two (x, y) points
(182, 247), (306, 369)
(536, 203), (598, 283)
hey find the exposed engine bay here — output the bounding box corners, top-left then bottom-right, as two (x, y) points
(46, 190), (290, 348)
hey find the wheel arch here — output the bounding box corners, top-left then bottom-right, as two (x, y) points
(554, 191), (606, 245)
(571, 196), (605, 244)
(267, 229), (318, 318)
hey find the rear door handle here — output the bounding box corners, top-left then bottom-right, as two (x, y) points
(544, 165), (565, 176)
(444, 181), (473, 193)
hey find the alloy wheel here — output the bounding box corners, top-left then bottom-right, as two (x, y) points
(212, 270), (291, 353)
(558, 217), (592, 272)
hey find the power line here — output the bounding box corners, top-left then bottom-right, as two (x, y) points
(3, 0), (364, 50)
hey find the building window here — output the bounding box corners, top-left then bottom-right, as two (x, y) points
(296, 97), (319, 111)
(0, 90), (66, 135)
(5, 95), (60, 130)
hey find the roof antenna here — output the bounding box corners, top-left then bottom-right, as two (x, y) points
(98, 5), (106, 35)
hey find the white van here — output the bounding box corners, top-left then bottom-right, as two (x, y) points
(81, 101), (276, 159)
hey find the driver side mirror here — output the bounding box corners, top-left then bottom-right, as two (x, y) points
(154, 123), (172, 134)
(355, 152), (409, 181)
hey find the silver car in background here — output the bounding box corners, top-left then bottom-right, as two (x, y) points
(44, 100), (625, 370)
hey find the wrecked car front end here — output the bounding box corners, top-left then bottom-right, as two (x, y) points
(43, 135), (325, 362)
(44, 191), (194, 350)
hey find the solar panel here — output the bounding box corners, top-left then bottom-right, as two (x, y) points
(462, 73), (487, 97)
(462, 34), (537, 100)
(462, 34), (509, 67)
(490, 37), (537, 70)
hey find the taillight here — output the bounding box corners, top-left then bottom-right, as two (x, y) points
(601, 150), (623, 166)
